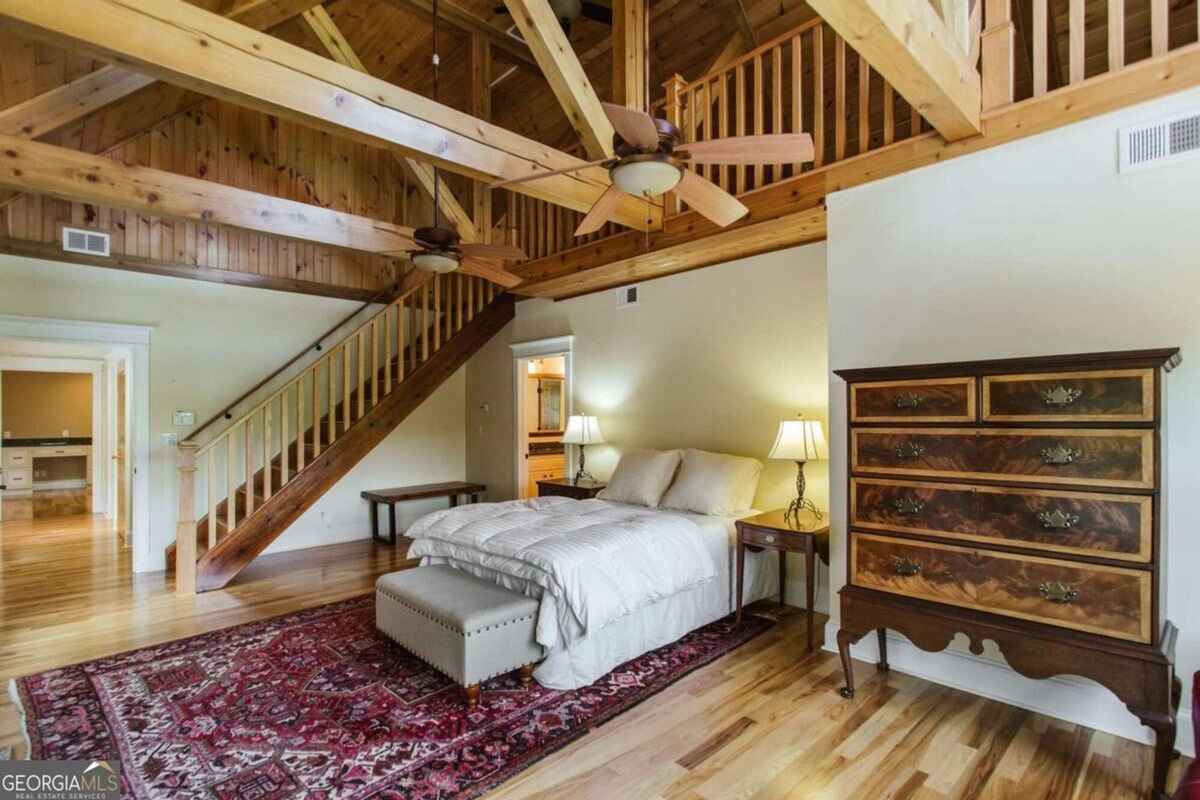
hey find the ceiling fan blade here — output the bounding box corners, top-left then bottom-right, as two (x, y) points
(678, 134), (815, 165)
(674, 170), (749, 227)
(460, 242), (527, 261)
(459, 257), (522, 288)
(601, 102), (660, 150)
(580, 2), (613, 24)
(574, 184), (626, 236)
(490, 158), (613, 189)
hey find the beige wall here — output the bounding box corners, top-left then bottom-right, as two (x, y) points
(826, 86), (1200, 755)
(466, 244), (829, 596)
(0, 255), (468, 570)
(2, 370), (92, 438)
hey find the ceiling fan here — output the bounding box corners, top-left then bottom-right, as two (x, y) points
(496, 103), (815, 237)
(494, 0), (612, 35)
(402, 0), (526, 288)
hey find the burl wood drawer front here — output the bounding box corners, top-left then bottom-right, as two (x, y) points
(983, 369), (1154, 422)
(851, 428), (1154, 489)
(851, 478), (1152, 561)
(851, 533), (1152, 642)
(850, 377), (976, 423)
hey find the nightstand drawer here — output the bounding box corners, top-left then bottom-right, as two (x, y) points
(741, 526), (797, 549)
(537, 480), (605, 499)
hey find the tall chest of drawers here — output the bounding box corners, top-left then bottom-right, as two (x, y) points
(834, 349), (1181, 800)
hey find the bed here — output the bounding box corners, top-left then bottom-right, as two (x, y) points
(405, 448), (779, 689)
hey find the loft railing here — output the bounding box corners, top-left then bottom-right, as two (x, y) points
(174, 271), (499, 592)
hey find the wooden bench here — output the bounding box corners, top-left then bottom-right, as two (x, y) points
(361, 481), (486, 544)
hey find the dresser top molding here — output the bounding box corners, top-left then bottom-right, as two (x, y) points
(834, 348), (1182, 383)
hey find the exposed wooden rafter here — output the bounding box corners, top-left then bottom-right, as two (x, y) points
(612, 0), (648, 110)
(0, 0), (657, 230)
(471, 33), (494, 244)
(806, 0), (982, 140)
(501, 0), (615, 160)
(301, 5), (478, 242)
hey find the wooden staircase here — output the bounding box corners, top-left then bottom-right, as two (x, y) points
(172, 273), (514, 593)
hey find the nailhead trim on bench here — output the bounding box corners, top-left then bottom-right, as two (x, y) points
(376, 587), (537, 637)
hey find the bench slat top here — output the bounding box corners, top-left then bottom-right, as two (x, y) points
(361, 481), (487, 503)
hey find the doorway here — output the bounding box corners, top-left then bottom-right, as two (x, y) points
(510, 337), (574, 499)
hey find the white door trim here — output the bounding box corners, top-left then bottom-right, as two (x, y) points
(510, 336), (574, 498)
(0, 314), (153, 572)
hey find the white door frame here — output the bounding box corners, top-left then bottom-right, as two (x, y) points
(0, 314), (152, 571)
(510, 336), (574, 498)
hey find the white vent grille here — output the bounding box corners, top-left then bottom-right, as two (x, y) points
(62, 227), (111, 257)
(616, 284), (640, 308)
(1120, 111), (1200, 172)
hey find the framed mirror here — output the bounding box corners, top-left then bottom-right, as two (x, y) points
(536, 377), (564, 432)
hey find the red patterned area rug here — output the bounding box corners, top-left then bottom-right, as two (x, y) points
(13, 596), (773, 800)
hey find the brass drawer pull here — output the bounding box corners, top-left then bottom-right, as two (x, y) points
(892, 392), (924, 410)
(1037, 508), (1081, 529)
(894, 442), (925, 461)
(1040, 444), (1081, 465)
(891, 496), (925, 515)
(1040, 385), (1084, 406)
(764, 533), (776, 544)
(1038, 581), (1079, 604)
(891, 557), (921, 576)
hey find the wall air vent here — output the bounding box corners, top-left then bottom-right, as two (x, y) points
(62, 227), (111, 257)
(1119, 111), (1200, 173)
(616, 284), (640, 308)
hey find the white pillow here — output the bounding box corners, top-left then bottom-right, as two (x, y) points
(659, 448), (763, 516)
(596, 449), (682, 508)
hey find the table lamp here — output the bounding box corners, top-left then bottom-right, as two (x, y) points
(562, 415), (605, 483)
(769, 416), (828, 526)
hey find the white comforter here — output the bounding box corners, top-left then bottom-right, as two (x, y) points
(405, 496), (717, 650)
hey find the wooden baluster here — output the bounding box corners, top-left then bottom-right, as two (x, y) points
(312, 362), (321, 457)
(736, 64), (747, 193)
(433, 274), (442, 352)
(479, 278), (486, 314)
(911, 102), (922, 136)
(813, 26), (825, 167)
(1069, 0), (1085, 83)
(357, 331), (366, 419)
(328, 351), (337, 444)
(342, 341), (351, 431)
(245, 416), (254, 516)
(859, 54), (870, 155)
(701, 81), (712, 185)
(371, 318), (380, 406)
(686, 85), (697, 208)
(982, 0), (1016, 109)
(487, 281), (495, 304)
(1151, 0), (1167, 56)
(263, 404), (273, 499)
(1107, 0), (1124, 72)
(384, 308), (392, 391)
(280, 393), (289, 484)
(207, 449), (217, 546)
(883, 82), (895, 145)
(227, 431), (236, 531)
(176, 441), (198, 594)
(409, 292), (418, 373)
(791, 35), (804, 173)
(772, 45), (783, 181)
(296, 376), (305, 472)
(421, 281), (430, 361)
(835, 35), (846, 161)
(398, 298), (407, 380)
(753, 55), (764, 187)
(718, 72), (730, 191)
(662, 74), (685, 214)
(467, 276), (476, 322)
(1035, 0), (1049, 95)
(455, 273), (464, 331)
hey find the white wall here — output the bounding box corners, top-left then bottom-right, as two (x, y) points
(466, 244), (829, 604)
(826, 87), (1200, 755)
(0, 255), (468, 570)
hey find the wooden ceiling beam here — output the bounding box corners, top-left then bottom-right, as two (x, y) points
(806, 0), (982, 140)
(301, 5), (478, 242)
(612, 0), (648, 110)
(0, 0), (657, 230)
(0, 133), (417, 255)
(501, 0), (615, 160)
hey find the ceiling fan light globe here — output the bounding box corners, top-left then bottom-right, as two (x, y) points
(610, 160), (682, 197)
(411, 250), (460, 274)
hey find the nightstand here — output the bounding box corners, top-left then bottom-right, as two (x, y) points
(536, 478), (606, 499)
(735, 509), (830, 652)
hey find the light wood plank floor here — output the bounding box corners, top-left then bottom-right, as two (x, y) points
(0, 514), (1189, 798)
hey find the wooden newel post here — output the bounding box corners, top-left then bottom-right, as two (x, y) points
(176, 441), (199, 595)
(980, 0), (1015, 110)
(662, 73), (687, 215)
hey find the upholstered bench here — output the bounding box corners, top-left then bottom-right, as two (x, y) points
(375, 565), (542, 709)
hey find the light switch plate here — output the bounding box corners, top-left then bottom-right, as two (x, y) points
(161, 433), (179, 446)
(173, 410), (196, 426)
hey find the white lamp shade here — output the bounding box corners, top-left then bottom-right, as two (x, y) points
(769, 418), (827, 461)
(562, 415), (605, 445)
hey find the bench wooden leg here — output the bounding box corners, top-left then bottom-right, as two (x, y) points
(519, 664), (534, 688)
(464, 684), (480, 710)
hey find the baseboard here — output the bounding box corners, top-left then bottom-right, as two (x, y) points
(823, 620), (1195, 758)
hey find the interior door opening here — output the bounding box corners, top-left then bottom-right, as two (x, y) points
(516, 354), (568, 498)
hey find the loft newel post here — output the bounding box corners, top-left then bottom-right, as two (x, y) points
(175, 441), (199, 595)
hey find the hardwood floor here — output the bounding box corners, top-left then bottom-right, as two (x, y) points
(0, 514), (1189, 798)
